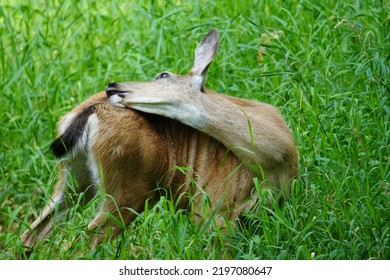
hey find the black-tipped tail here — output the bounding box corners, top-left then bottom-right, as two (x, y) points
(51, 105), (96, 158)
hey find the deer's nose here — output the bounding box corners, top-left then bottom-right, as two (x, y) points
(105, 82), (119, 97)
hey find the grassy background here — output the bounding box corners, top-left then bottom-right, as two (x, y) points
(0, 0), (389, 259)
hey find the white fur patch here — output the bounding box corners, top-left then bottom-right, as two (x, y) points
(59, 112), (76, 135)
(86, 114), (101, 186)
(108, 94), (126, 107)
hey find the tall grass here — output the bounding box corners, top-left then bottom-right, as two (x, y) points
(0, 0), (389, 259)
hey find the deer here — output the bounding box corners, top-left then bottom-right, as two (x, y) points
(21, 29), (298, 249)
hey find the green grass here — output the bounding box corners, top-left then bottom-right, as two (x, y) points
(0, 0), (389, 259)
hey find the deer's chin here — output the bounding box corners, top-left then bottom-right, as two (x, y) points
(108, 95), (126, 108)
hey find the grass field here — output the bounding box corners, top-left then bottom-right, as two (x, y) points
(0, 0), (389, 260)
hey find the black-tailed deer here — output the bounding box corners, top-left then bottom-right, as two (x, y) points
(21, 29), (298, 248)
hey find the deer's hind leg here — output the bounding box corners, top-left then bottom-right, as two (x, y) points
(20, 179), (67, 248)
(21, 156), (97, 249)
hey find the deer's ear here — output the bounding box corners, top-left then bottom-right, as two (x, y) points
(190, 29), (219, 91)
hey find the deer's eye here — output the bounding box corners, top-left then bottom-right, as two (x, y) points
(156, 72), (170, 79)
